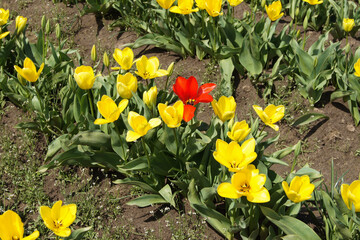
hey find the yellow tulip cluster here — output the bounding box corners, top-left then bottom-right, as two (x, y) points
(0, 200), (77, 239)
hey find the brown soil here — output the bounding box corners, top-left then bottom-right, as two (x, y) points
(2, 0), (360, 239)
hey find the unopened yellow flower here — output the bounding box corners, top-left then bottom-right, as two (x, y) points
(14, 57), (44, 83)
(217, 164), (270, 203)
(0, 8), (9, 26)
(156, 0), (176, 9)
(74, 66), (96, 90)
(113, 47), (134, 70)
(135, 55), (168, 80)
(355, 59), (360, 77)
(158, 100), (184, 128)
(211, 96), (236, 122)
(94, 95), (128, 125)
(0, 210), (39, 240)
(15, 16), (27, 34)
(126, 111), (161, 142)
(169, 0), (199, 15)
(205, 0), (223, 17)
(341, 180), (360, 212)
(143, 86), (158, 110)
(253, 104), (285, 131)
(228, 0), (243, 7)
(91, 44), (97, 62)
(302, 0), (323, 5)
(282, 175), (315, 203)
(40, 200), (76, 237)
(227, 120), (251, 142)
(117, 72), (138, 99)
(0, 31), (10, 40)
(195, 0), (205, 9)
(265, 1), (284, 21)
(343, 18), (355, 33)
(213, 139), (257, 172)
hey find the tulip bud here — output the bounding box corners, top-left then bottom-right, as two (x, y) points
(41, 16), (46, 31)
(303, 15), (308, 31)
(15, 16), (27, 35)
(261, 0), (266, 8)
(55, 23), (61, 40)
(295, 8), (299, 18)
(296, 29), (301, 39)
(103, 52), (109, 67)
(167, 62), (175, 77)
(91, 44), (97, 62)
(313, 57), (318, 67)
(343, 18), (355, 33)
(345, 43), (351, 54)
(45, 20), (50, 35)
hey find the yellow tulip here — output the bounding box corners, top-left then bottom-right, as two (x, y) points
(205, 0), (223, 17)
(195, 0), (205, 9)
(214, 138), (257, 172)
(354, 59), (360, 77)
(303, 0), (323, 5)
(94, 95), (128, 125)
(0, 8), (9, 26)
(282, 175), (315, 203)
(228, 0), (244, 7)
(143, 86), (158, 110)
(341, 180), (360, 212)
(217, 164), (270, 203)
(14, 57), (44, 83)
(211, 96), (236, 122)
(117, 72), (138, 99)
(113, 47), (134, 70)
(74, 65), (96, 90)
(135, 55), (168, 80)
(158, 100), (184, 128)
(252, 104), (285, 131)
(15, 16), (27, 34)
(265, 1), (284, 21)
(156, 0), (176, 9)
(0, 31), (10, 40)
(169, 0), (199, 15)
(40, 200), (77, 237)
(343, 18), (355, 33)
(227, 120), (251, 142)
(126, 111), (161, 142)
(0, 210), (39, 240)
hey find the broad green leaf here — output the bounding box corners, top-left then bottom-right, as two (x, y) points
(113, 178), (157, 194)
(261, 206), (321, 240)
(70, 131), (111, 148)
(219, 57), (234, 97)
(291, 113), (329, 127)
(126, 194), (167, 207)
(159, 184), (176, 207)
(64, 227), (92, 240)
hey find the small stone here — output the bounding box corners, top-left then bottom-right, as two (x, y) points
(242, 85), (251, 93)
(347, 124), (355, 132)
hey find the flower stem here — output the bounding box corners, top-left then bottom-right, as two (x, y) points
(114, 123), (127, 161)
(173, 128), (179, 158)
(141, 137), (151, 171)
(88, 89), (95, 118)
(258, 125), (266, 138)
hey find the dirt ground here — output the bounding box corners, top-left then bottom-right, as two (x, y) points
(2, 0), (360, 239)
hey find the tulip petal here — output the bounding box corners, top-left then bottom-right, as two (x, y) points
(40, 206), (56, 230)
(217, 182), (240, 199)
(149, 118), (162, 128)
(126, 130), (142, 142)
(183, 104), (196, 122)
(23, 230), (40, 240)
(247, 188), (270, 203)
(94, 118), (112, 125)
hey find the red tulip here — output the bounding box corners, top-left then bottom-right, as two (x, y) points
(173, 76), (216, 122)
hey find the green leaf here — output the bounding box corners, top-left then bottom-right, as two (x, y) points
(70, 131), (111, 149)
(159, 184), (176, 207)
(261, 206), (321, 240)
(64, 227), (92, 240)
(219, 58), (234, 97)
(238, 38), (263, 76)
(119, 156), (147, 171)
(330, 91), (351, 102)
(291, 113), (329, 127)
(126, 194), (167, 207)
(113, 178), (157, 194)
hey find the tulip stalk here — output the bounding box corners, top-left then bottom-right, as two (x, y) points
(87, 89), (95, 118)
(141, 137), (151, 170)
